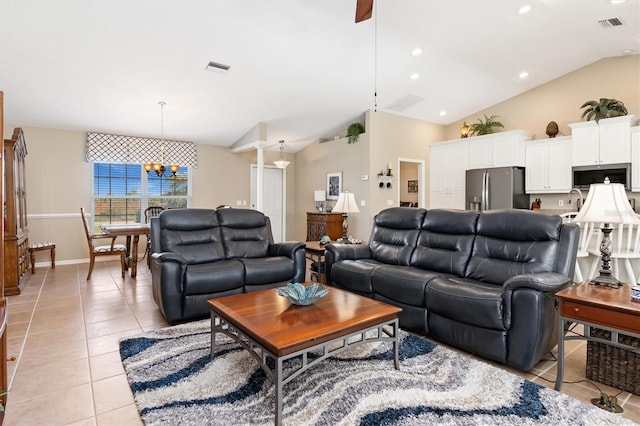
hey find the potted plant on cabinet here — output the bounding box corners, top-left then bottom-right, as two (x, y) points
(346, 122), (365, 144)
(469, 114), (504, 136)
(580, 98), (628, 123)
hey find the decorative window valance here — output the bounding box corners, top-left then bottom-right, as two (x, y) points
(85, 132), (198, 168)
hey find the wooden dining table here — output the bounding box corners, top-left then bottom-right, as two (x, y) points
(100, 223), (150, 278)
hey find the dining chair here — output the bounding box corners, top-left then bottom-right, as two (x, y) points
(144, 206), (165, 268)
(561, 212), (596, 283)
(80, 207), (127, 280)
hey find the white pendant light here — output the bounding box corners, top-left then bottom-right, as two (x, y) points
(273, 140), (290, 169)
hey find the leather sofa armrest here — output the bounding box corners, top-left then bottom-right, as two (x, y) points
(503, 272), (572, 294)
(151, 252), (188, 323)
(268, 241), (306, 258)
(325, 243), (371, 262)
(324, 243), (372, 286)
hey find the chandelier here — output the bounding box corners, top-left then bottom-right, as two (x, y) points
(273, 140), (290, 169)
(144, 101), (179, 177)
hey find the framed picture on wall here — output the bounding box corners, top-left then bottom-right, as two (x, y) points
(408, 179), (418, 193)
(327, 172), (342, 200)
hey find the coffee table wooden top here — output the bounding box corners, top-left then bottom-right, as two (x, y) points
(208, 285), (401, 357)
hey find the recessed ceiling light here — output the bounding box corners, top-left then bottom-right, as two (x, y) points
(518, 71), (529, 79)
(411, 48), (423, 56)
(518, 4), (532, 15)
(439, 111), (447, 117)
(609, 0), (627, 4)
(622, 49), (635, 55)
(410, 73), (420, 80)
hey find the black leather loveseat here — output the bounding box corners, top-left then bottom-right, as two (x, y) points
(150, 208), (306, 322)
(324, 207), (579, 371)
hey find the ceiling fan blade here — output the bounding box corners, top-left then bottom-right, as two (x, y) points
(355, 0), (373, 23)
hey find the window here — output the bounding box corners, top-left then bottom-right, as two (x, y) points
(92, 162), (190, 232)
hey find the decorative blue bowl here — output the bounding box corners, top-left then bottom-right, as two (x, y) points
(276, 282), (329, 306)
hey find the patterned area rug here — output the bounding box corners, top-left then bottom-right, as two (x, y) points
(120, 320), (635, 425)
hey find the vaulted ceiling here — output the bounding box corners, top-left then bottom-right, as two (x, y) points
(1, 0), (638, 152)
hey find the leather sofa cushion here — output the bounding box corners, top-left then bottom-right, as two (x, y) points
(369, 207), (426, 266)
(466, 210), (561, 285)
(411, 209), (478, 276)
(332, 259), (382, 295)
(239, 256), (295, 285)
(425, 277), (506, 330)
(183, 259), (245, 295)
(159, 209), (226, 264)
(218, 208), (271, 258)
(371, 265), (444, 307)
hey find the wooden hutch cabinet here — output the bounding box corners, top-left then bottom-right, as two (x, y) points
(4, 127), (30, 295)
(306, 212), (343, 242)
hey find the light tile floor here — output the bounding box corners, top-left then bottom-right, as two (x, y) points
(3, 260), (640, 424)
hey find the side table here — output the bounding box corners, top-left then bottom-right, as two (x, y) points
(305, 241), (326, 283)
(555, 282), (640, 391)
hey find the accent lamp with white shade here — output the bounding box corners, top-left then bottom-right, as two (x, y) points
(314, 190), (326, 212)
(573, 177), (640, 289)
(332, 191), (360, 244)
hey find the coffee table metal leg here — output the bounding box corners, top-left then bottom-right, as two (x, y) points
(555, 316), (565, 390)
(393, 320), (400, 370)
(275, 357), (284, 426)
(210, 312), (216, 359)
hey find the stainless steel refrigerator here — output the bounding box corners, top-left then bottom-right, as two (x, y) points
(465, 166), (528, 211)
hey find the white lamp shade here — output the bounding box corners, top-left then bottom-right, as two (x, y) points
(314, 190), (326, 202)
(333, 192), (360, 214)
(573, 181), (640, 225)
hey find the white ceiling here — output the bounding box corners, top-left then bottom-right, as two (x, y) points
(1, 0), (639, 152)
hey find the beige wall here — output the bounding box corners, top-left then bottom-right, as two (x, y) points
(4, 125), (294, 263)
(444, 55), (640, 140)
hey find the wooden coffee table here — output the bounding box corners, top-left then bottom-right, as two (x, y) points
(208, 285), (402, 425)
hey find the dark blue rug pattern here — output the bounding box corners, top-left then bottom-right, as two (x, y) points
(119, 320), (635, 425)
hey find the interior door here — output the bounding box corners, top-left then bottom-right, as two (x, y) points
(251, 165), (285, 242)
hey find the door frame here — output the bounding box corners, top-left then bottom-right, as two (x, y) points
(397, 158), (426, 208)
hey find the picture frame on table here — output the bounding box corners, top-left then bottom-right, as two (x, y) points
(326, 172), (342, 200)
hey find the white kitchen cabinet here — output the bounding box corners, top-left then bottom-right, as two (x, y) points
(631, 127), (640, 191)
(430, 139), (469, 209)
(525, 136), (572, 193)
(570, 115), (637, 166)
(467, 130), (529, 169)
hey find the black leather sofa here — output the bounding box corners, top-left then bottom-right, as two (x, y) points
(324, 207), (579, 371)
(150, 208), (306, 322)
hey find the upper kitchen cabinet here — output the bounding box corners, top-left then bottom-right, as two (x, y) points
(430, 139), (469, 209)
(570, 115), (637, 166)
(525, 136), (572, 193)
(467, 130), (529, 169)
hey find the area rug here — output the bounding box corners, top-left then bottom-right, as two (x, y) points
(120, 320), (636, 425)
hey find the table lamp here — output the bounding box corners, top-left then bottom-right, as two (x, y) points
(332, 191), (360, 244)
(573, 177), (640, 288)
(314, 190), (326, 212)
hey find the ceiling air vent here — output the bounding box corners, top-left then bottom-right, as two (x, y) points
(206, 61), (230, 71)
(598, 17), (624, 28)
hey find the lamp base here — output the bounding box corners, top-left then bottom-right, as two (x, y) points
(588, 273), (621, 289)
(337, 237), (354, 244)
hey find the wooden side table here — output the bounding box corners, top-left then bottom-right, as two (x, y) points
(305, 241), (326, 283)
(555, 282), (640, 391)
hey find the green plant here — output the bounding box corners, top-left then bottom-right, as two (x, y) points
(469, 114), (504, 136)
(346, 122), (365, 144)
(580, 98), (628, 123)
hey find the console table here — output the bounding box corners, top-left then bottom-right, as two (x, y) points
(555, 282), (640, 391)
